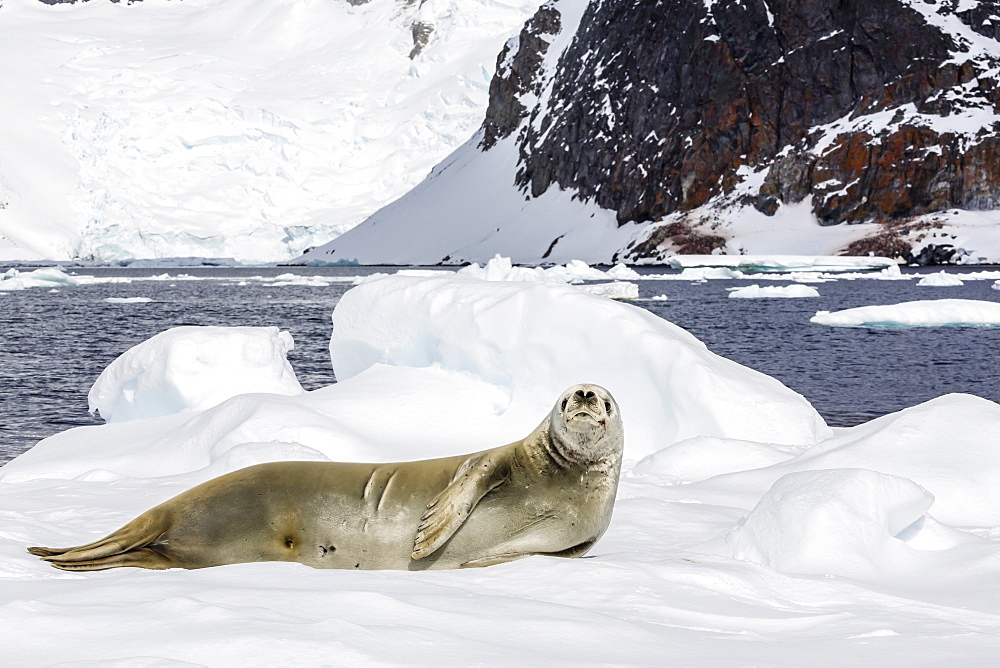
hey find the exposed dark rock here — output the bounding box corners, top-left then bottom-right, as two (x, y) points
(409, 21), (434, 59)
(906, 243), (963, 266)
(481, 4), (561, 150)
(840, 232), (915, 261)
(478, 0), (1000, 254)
(628, 220), (727, 258)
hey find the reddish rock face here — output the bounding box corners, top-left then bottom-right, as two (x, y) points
(481, 0), (1000, 258)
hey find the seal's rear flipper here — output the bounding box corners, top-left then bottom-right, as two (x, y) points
(28, 513), (170, 570)
(27, 546), (63, 558)
(46, 547), (174, 571)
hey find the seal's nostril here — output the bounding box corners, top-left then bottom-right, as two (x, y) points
(585, 390), (595, 399)
(575, 389), (586, 398)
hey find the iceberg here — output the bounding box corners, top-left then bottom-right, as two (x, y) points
(811, 299), (1000, 327)
(917, 271), (964, 287)
(329, 275), (830, 456)
(88, 326), (303, 423)
(0, 267), (79, 291)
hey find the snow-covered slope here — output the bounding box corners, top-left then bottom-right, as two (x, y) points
(0, 0), (542, 262)
(297, 0), (1000, 266)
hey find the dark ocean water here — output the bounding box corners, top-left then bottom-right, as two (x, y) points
(2, 265), (998, 465)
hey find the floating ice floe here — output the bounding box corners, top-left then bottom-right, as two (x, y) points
(362, 256), (641, 298)
(917, 271), (964, 287)
(811, 299), (1000, 327)
(667, 254), (899, 273)
(262, 273), (353, 287)
(88, 326), (303, 423)
(9, 273), (1000, 663)
(577, 281), (639, 300)
(0, 266), (136, 289)
(456, 254), (639, 284)
(104, 297), (153, 304)
(0, 267), (79, 291)
(993, 280), (1000, 290)
(727, 284), (821, 299)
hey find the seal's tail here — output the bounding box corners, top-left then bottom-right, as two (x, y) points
(27, 514), (174, 571)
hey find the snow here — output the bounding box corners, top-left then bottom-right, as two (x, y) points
(917, 270), (965, 287)
(0, 0), (543, 262)
(7, 275), (1000, 662)
(725, 468), (938, 580)
(88, 326), (302, 423)
(328, 276), (829, 455)
(295, 129), (637, 265)
(811, 299), (1000, 328)
(728, 284), (821, 299)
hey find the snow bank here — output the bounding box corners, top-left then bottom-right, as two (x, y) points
(728, 284), (820, 299)
(632, 435), (806, 483)
(0, 267), (79, 291)
(770, 394), (1000, 526)
(88, 326), (302, 423)
(917, 271), (964, 287)
(726, 469), (936, 580)
(811, 299), (1000, 327)
(330, 275), (831, 455)
(639, 394), (1000, 527)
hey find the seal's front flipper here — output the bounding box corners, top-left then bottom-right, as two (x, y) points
(412, 452), (508, 560)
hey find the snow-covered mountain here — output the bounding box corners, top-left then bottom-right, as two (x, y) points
(0, 0), (542, 262)
(298, 0), (1000, 265)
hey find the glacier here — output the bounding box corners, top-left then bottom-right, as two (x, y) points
(0, 0), (543, 262)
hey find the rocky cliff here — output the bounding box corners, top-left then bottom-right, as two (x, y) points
(298, 0), (1000, 265)
(488, 0), (1000, 261)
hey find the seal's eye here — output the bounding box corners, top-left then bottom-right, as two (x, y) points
(604, 401), (612, 413)
(561, 398), (568, 411)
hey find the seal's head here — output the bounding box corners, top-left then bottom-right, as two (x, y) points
(549, 384), (624, 466)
